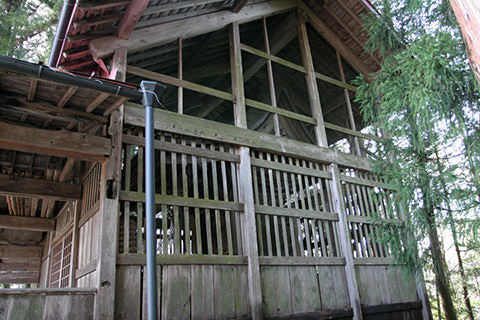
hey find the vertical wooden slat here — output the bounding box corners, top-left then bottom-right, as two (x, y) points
(192, 145), (202, 254)
(220, 146), (234, 255)
(252, 165), (264, 256)
(124, 141), (132, 254)
(330, 164), (363, 320)
(137, 131), (144, 254)
(259, 154), (272, 256)
(171, 137), (180, 254)
(288, 157), (304, 256)
(316, 220), (327, 257)
(181, 139), (190, 254)
(230, 154), (242, 255)
(201, 143), (213, 255)
(160, 134), (168, 254)
(266, 153), (281, 256)
(210, 144), (223, 255)
(280, 155), (295, 257)
(274, 154), (289, 256)
(296, 159), (311, 256)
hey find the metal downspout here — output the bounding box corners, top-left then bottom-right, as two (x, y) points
(48, 0), (77, 67)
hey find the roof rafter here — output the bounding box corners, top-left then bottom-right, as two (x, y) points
(89, 0), (297, 59)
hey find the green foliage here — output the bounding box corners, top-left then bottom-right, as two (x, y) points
(355, 0), (480, 318)
(0, 0), (62, 62)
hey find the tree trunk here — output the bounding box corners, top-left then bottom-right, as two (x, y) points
(423, 203), (458, 320)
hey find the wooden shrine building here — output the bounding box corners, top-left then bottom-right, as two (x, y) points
(0, 0), (431, 319)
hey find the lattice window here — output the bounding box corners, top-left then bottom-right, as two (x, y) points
(49, 230), (73, 288)
(81, 162), (102, 220)
(119, 128), (243, 256)
(251, 150), (341, 258)
(339, 167), (401, 258)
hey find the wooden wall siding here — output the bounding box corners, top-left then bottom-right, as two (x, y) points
(251, 150), (340, 258)
(76, 213), (100, 287)
(48, 230), (73, 288)
(119, 129), (243, 256)
(74, 162), (102, 287)
(261, 265), (349, 318)
(356, 266), (418, 306)
(0, 289), (95, 320)
(115, 265), (250, 320)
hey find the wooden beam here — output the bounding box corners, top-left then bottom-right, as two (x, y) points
(124, 103), (372, 171)
(27, 79), (38, 102)
(89, 0), (297, 59)
(297, 1), (372, 77)
(0, 121), (111, 161)
(86, 92), (110, 113)
(57, 86), (78, 108)
(117, 0), (150, 39)
(78, 0), (130, 10)
(232, 0), (248, 13)
(143, 0), (223, 16)
(297, 11), (328, 147)
(0, 215), (55, 232)
(0, 174), (82, 201)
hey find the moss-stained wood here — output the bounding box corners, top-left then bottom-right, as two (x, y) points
(119, 191), (243, 212)
(0, 121), (110, 161)
(89, 0), (297, 58)
(124, 103), (372, 171)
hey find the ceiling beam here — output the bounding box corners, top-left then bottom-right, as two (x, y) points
(0, 121), (111, 161)
(89, 0), (297, 59)
(117, 0), (150, 39)
(297, 1), (372, 77)
(0, 215), (55, 232)
(232, 0), (248, 13)
(0, 174), (82, 201)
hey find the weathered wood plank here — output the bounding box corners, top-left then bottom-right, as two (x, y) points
(120, 191), (244, 212)
(117, 254), (247, 265)
(259, 256), (345, 266)
(124, 104), (372, 171)
(0, 121), (110, 161)
(0, 174), (82, 200)
(255, 205), (338, 221)
(161, 266), (191, 320)
(115, 266), (141, 320)
(289, 266), (322, 313)
(0, 215), (55, 232)
(191, 265), (215, 319)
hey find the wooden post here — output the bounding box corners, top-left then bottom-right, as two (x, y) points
(70, 201), (81, 287)
(94, 47), (127, 320)
(336, 51), (361, 156)
(178, 37), (183, 114)
(231, 21), (263, 320)
(262, 17), (280, 136)
(297, 10), (328, 147)
(330, 164), (363, 320)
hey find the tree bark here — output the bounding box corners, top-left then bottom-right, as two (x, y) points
(423, 201), (458, 320)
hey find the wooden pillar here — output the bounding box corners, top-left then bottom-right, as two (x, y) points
(94, 47), (127, 320)
(330, 164), (363, 320)
(230, 22), (263, 320)
(70, 201), (81, 287)
(297, 10), (328, 147)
